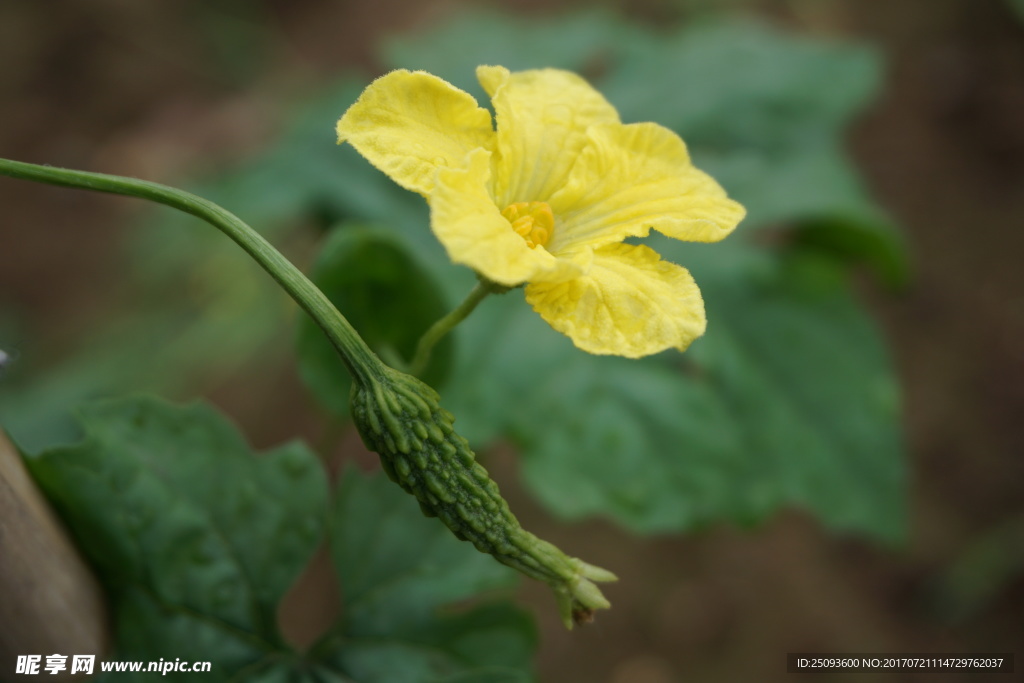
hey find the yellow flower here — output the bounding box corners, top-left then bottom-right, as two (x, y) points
(336, 66), (745, 358)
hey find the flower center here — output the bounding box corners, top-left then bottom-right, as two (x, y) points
(501, 201), (553, 249)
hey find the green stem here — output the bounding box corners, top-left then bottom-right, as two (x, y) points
(0, 157), (384, 386)
(409, 280), (492, 377)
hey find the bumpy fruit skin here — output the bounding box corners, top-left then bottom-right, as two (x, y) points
(351, 365), (615, 627)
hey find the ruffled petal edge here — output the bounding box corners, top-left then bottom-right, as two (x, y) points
(525, 242), (707, 357)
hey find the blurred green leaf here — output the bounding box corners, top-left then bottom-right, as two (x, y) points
(606, 21), (879, 145)
(188, 0), (273, 85)
(297, 226), (454, 415)
(1008, 0), (1024, 23)
(434, 674), (532, 683)
(791, 210), (907, 288)
(317, 467), (536, 683)
(600, 20), (905, 284)
(25, 397), (535, 681)
(27, 396), (328, 681)
(439, 239), (905, 542)
(928, 514), (1024, 622)
(382, 10), (629, 101)
(688, 241), (905, 539)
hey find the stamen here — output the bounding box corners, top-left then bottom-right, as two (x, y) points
(501, 201), (554, 249)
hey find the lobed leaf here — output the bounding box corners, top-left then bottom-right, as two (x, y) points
(437, 240), (905, 542)
(27, 396), (328, 681)
(24, 398), (538, 681)
(318, 467), (536, 683)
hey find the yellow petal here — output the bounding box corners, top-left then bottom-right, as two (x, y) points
(431, 148), (588, 286)
(336, 70), (494, 196)
(547, 122), (745, 253)
(525, 243), (706, 358)
(477, 65), (620, 207)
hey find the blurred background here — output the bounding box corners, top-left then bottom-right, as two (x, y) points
(1, 0), (1022, 681)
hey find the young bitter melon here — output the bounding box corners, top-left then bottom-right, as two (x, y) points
(351, 364), (616, 628)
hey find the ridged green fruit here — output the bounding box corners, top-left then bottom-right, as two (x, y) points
(351, 365), (616, 628)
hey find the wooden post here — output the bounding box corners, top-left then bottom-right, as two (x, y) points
(0, 429), (108, 679)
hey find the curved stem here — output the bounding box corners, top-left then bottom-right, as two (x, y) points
(409, 281), (492, 377)
(0, 157), (384, 386)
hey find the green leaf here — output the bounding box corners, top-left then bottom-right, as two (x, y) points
(381, 10), (628, 100)
(1008, 0), (1024, 23)
(693, 241), (905, 539)
(441, 240), (905, 543)
(607, 20), (879, 144)
(23, 397), (537, 681)
(600, 20), (906, 283)
(317, 467), (536, 683)
(296, 226), (454, 415)
(927, 514), (1024, 622)
(435, 673), (532, 683)
(187, 0), (273, 85)
(26, 396), (329, 681)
